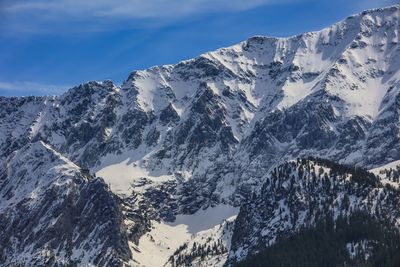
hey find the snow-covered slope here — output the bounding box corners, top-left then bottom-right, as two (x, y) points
(166, 213), (237, 267)
(129, 204), (237, 267)
(370, 159), (400, 188)
(0, 4), (400, 267)
(0, 141), (131, 266)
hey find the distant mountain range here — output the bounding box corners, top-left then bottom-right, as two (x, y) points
(1, 4), (399, 267)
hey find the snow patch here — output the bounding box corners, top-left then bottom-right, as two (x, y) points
(130, 204), (239, 267)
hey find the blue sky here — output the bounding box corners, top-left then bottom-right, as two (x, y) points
(0, 0), (398, 96)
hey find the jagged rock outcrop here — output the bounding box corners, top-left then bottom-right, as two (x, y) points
(0, 141), (131, 266)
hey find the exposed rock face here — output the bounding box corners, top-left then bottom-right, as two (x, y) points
(0, 5), (400, 266)
(0, 142), (131, 266)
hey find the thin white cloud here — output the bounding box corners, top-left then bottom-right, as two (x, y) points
(0, 0), (305, 35)
(0, 81), (69, 96)
(1, 0), (396, 34)
(4, 0), (293, 19)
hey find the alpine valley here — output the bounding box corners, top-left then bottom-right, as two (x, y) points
(1, 4), (400, 267)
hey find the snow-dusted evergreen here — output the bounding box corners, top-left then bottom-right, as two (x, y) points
(227, 158), (400, 266)
(0, 5), (399, 266)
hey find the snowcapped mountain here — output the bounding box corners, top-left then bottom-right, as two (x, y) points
(0, 4), (399, 267)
